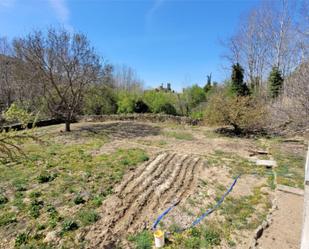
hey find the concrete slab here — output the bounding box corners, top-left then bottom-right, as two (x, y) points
(277, 184), (304, 196)
(256, 160), (277, 168)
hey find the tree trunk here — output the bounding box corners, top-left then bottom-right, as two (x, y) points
(65, 120), (71, 132)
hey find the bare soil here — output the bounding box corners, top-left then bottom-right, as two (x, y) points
(84, 152), (203, 248)
(256, 191), (303, 249)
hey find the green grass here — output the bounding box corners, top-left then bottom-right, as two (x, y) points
(165, 225), (221, 249)
(0, 212), (17, 226)
(128, 230), (153, 249)
(77, 210), (100, 226)
(270, 141), (306, 189)
(164, 131), (194, 140)
(0, 126), (149, 248)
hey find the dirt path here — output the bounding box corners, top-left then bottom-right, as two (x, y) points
(256, 190), (303, 249)
(84, 153), (202, 248)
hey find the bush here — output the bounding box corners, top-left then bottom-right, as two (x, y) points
(134, 100), (149, 113)
(83, 85), (118, 115)
(143, 90), (178, 114)
(205, 91), (267, 134)
(157, 103), (177, 115)
(117, 93), (136, 114)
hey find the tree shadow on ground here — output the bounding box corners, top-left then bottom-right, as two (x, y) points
(215, 127), (270, 138)
(74, 121), (161, 140)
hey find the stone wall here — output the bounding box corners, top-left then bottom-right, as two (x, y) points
(80, 114), (201, 126)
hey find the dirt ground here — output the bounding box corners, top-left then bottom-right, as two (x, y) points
(1, 120), (306, 249)
(256, 190), (303, 249)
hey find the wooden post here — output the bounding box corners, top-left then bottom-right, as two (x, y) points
(301, 144), (309, 249)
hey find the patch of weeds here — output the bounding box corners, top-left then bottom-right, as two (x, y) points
(62, 219), (79, 232)
(164, 131), (195, 140)
(0, 212), (17, 226)
(47, 205), (61, 228)
(12, 192), (25, 211)
(128, 230), (153, 249)
(202, 227), (221, 247)
(29, 199), (44, 218)
(36, 223), (46, 231)
(0, 193), (8, 204)
(184, 237), (201, 249)
(29, 191), (42, 198)
(78, 210), (100, 226)
(12, 179), (28, 192)
(73, 195), (86, 205)
(267, 171), (276, 190)
(37, 172), (57, 183)
(90, 195), (103, 207)
(15, 232), (30, 247)
(271, 142), (305, 189)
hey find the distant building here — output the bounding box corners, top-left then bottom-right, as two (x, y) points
(155, 83), (174, 92)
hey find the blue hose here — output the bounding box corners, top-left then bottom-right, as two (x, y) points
(190, 175), (240, 227)
(151, 175), (240, 231)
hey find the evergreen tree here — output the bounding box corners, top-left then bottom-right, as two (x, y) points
(268, 66), (284, 98)
(231, 63), (250, 96)
(204, 74), (212, 93)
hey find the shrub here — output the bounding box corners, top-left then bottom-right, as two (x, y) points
(134, 100), (149, 113)
(143, 90), (178, 114)
(157, 103), (177, 115)
(117, 94), (136, 114)
(205, 91), (267, 134)
(83, 85), (118, 115)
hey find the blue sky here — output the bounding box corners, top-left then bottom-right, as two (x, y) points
(0, 0), (260, 91)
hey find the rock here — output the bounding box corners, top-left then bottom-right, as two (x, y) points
(256, 160), (277, 168)
(254, 225), (264, 240)
(44, 231), (58, 243)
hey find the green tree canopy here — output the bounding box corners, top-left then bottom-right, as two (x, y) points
(230, 63), (250, 96)
(268, 66), (284, 98)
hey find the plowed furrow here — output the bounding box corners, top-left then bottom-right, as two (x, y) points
(86, 153), (203, 249)
(140, 156), (193, 222)
(91, 154), (177, 243)
(164, 157), (200, 208)
(123, 155), (189, 233)
(117, 153), (170, 196)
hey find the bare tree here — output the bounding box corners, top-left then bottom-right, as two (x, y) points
(270, 62), (309, 132)
(0, 37), (15, 110)
(113, 64), (144, 93)
(223, 0), (301, 90)
(13, 28), (101, 131)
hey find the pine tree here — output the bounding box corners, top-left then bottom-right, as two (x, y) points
(268, 66), (284, 98)
(204, 74), (212, 93)
(231, 63), (250, 96)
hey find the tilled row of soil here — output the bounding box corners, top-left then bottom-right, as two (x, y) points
(84, 152), (202, 248)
